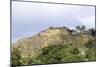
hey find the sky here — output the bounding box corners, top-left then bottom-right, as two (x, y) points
(12, 1), (95, 43)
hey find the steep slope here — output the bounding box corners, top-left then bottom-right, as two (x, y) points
(12, 27), (89, 58)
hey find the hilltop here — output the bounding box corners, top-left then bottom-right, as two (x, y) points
(12, 27), (89, 55)
(12, 26), (96, 65)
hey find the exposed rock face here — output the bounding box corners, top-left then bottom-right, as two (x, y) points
(12, 27), (89, 57)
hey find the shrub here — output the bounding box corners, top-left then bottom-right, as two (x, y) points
(12, 47), (22, 66)
(69, 47), (79, 54)
(85, 39), (96, 49)
(85, 47), (96, 61)
(35, 44), (84, 64)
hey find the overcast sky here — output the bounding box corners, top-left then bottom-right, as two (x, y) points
(12, 1), (95, 43)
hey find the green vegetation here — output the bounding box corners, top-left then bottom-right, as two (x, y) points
(85, 38), (96, 61)
(12, 25), (96, 66)
(85, 38), (96, 49)
(12, 47), (22, 66)
(12, 39), (96, 65)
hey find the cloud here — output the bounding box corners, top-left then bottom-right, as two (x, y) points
(77, 16), (95, 28)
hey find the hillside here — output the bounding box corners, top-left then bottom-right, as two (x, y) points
(12, 26), (96, 66)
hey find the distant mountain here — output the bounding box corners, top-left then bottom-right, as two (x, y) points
(12, 27), (90, 58)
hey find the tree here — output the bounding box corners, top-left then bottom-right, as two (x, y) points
(76, 26), (80, 32)
(80, 25), (86, 35)
(81, 25), (86, 31)
(88, 28), (96, 37)
(76, 25), (86, 35)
